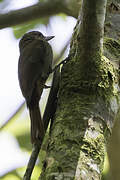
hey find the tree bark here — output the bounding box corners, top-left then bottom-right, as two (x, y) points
(104, 2), (120, 179)
(39, 0), (120, 179)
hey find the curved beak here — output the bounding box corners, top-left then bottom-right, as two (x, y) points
(45, 36), (55, 41)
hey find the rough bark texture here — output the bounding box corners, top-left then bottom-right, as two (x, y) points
(105, 0), (120, 40)
(104, 1), (120, 179)
(39, 0), (120, 179)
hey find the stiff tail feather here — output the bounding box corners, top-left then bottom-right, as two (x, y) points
(29, 106), (44, 144)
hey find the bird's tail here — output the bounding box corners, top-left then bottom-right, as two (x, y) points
(29, 106), (44, 144)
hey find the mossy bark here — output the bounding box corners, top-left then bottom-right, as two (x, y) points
(104, 1), (120, 179)
(39, 0), (120, 179)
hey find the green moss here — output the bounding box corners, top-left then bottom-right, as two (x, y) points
(104, 38), (120, 68)
(60, 50), (117, 108)
(104, 38), (120, 58)
(81, 133), (105, 171)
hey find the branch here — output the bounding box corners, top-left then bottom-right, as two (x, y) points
(0, 0), (80, 30)
(43, 39), (70, 129)
(23, 143), (41, 180)
(0, 2), (62, 29)
(43, 66), (61, 130)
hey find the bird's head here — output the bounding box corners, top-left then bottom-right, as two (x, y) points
(19, 31), (54, 51)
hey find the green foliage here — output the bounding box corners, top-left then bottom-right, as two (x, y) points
(13, 18), (49, 39)
(0, 166), (42, 180)
(16, 132), (31, 151)
(0, 174), (20, 180)
(13, 13), (68, 39)
(58, 13), (67, 20)
(0, 170), (21, 180)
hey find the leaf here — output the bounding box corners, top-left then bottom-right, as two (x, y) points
(58, 13), (67, 20)
(13, 18), (49, 39)
(0, 170), (21, 180)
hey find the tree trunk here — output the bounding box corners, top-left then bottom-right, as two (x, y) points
(104, 1), (120, 179)
(39, 0), (120, 179)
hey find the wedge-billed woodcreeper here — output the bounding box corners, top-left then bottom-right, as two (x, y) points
(18, 31), (54, 144)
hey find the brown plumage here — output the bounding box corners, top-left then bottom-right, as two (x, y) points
(18, 31), (54, 144)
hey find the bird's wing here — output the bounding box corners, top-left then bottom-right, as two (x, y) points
(18, 40), (53, 104)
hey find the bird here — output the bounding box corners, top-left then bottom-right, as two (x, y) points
(18, 31), (54, 144)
